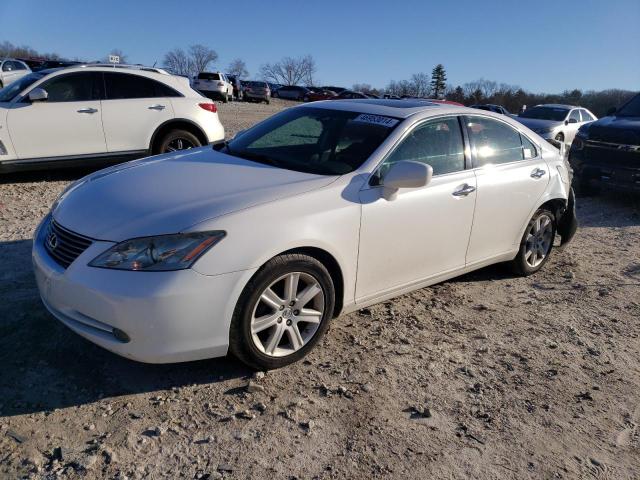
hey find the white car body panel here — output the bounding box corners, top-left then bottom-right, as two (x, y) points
(101, 98), (175, 152)
(8, 99), (106, 158)
(0, 59), (31, 86)
(0, 66), (224, 168)
(33, 101), (574, 363)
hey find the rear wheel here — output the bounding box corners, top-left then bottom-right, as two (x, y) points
(511, 208), (556, 276)
(229, 254), (335, 370)
(555, 132), (564, 143)
(157, 129), (201, 154)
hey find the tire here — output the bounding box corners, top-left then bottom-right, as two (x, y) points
(156, 129), (202, 154)
(511, 208), (556, 276)
(229, 253), (335, 370)
(555, 132), (564, 143)
(222, 93), (228, 103)
(265, 99), (270, 105)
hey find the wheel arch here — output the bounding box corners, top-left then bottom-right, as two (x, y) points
(253, 246), (345, 318)
(149, 119), (209, 154)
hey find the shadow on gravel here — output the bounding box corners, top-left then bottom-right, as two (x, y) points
(575, 190), (640, 228)
(0, 239), (250, 419)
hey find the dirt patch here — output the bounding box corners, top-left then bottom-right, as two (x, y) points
(1, 99), (639, 479)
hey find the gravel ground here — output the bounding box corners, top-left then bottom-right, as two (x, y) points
(1, 99), (639, 479)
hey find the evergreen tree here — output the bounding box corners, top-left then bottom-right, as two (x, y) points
(430, 64), (447, 98)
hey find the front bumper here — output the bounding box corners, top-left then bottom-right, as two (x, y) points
(32, 217), (256, 363)
(570, 146), (640, 192)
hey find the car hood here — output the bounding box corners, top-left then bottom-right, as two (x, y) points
(515, 117), (562, 130)
(53, 148), (338, 241)
(586, 116), (640, 144)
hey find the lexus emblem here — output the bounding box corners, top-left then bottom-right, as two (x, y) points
(46, 231), (58, 250)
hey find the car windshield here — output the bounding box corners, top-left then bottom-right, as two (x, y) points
(0, 72), (45, 102)
(223, 107), (400, 175)
(617, 94), (640, 117)
(519, 106), (569, 121)
(247, 81), (267, 88)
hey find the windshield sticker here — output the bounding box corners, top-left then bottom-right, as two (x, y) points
(353, 114), (399, 128)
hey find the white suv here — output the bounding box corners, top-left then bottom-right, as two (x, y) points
(192, 72), (233, 103)
(0, 58), (31, 88)
(0, 65), (225, 173)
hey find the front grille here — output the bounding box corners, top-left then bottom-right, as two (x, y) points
(44, 219), (93, 269)
(583, 141), (640, 169)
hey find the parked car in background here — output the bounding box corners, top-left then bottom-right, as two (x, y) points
(16, 57), (46, 71)
(0, 64), (224, 173)
(0, 59), (31, 88)
(516, 104), (596, 146)
(471, 104), (511, 115)
(32, 99), (576, 369)
(243, 81), (271, 103)
(193, 72), (234, 103)
(226, 74), (244, 101)
(321, 86), (346, 94)
(569, 92), (640, 194)
(32, 60), (83, 71)
(305, 89), (337, 102)
(274, 85), (309, 101)
(330, 90), (370, 100)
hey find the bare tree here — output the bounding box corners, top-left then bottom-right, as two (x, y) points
(163, 45), (217, 77)
(260, 55), (316, 86)
(410, 72), (431, 97)
(227, 58), (249, 78)
(163, 48), (193, 76)
(0, 40), (60, 60)
(189, 44), (218, 75)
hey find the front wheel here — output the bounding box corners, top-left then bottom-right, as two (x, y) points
(511, 208), (556, 276)
(229, 254), (335, 370)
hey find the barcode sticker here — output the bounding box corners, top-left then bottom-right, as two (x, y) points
(353, 114), (399, 128)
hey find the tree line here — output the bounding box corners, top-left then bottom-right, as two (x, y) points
(2, 40), (635, 117)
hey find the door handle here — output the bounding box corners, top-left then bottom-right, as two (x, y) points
(77, 108), (98, 114)
(148, 104), (166, 111)
(452, 183), (476, 197)
(531, 168), (546, 179)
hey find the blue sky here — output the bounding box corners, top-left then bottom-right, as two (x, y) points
(1, 0), (639, 93)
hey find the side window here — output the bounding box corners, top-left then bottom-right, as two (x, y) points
(380, 117), (465, 177)
(521, 134), (537, 159)
(104, 72), (179, 99)
(465, 116), (524, 166)
(568, 110), (581, 123)
(39, 72), (98, 102)
(2, 61), (13, 72)
(15, 61), (27, 71)
(580, 109), (594, 122)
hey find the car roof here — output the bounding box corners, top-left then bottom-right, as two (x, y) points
(535, 104), (577, 109)
(302, 98), (474, 119)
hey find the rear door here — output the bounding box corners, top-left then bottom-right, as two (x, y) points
(101, 72), (176, 152)
(464, 115), (549, 264)
(7, 71), (106, 159)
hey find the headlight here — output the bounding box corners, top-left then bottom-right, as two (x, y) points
(89, 231), (226, 271)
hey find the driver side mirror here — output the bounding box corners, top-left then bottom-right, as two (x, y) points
(381, 161), (433, 201)
(28, 88), (48, 102)
(606, 107), (617, 116)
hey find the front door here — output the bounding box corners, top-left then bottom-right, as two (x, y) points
(356, 116), (477, 302)
(463, 115), (550, 264)
(7, 71), (106, 159)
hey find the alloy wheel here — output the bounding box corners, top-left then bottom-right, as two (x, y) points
(250, 272), (325, 357)
(165, 138), (195, 152)
(525, 214), (553, 268)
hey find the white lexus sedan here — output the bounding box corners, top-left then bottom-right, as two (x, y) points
(33, 99), (577, 370)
